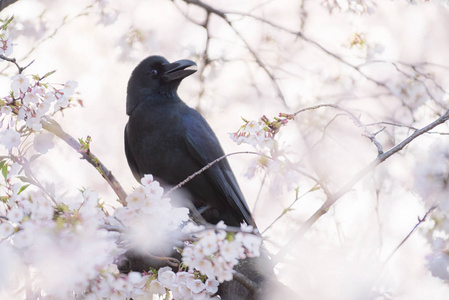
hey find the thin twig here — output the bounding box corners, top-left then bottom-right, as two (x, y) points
(261, 184), (318, 235)
(164, 151), (262, 197)
(384, 206), (436, 264)
(293, 103), (384, 154)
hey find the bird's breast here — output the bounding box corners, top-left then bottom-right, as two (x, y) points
(126, 101), (198, 184)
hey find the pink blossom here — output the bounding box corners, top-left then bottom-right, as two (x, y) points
(61, 80), (78, 96)
(220, 239), (243, 263)
(0, 128), (20, 150)
(0, 222), (15, 239)
(125, 188), (146, 210)
(205, 278), (219, 294)
(7, 207), (24, 223)
(186, 277), (205, 294)
(11, 74), (30, 96)
(23, 92), (39, 105)
(1, 106), (12, 115)
(149, 279), (166, 295)
(140, 174), (154, 186)
(33, 132), (54, 154)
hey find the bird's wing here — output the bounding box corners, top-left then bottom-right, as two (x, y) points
(182, 111), (254, 226)
(124, 123), (141, 181)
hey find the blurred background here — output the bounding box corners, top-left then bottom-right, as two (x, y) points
(2, 0), (449, 298)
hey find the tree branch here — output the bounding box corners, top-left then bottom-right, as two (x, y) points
(232, 271), (259, 295)
(41, 118), (127, 206)
(0, 54), (34, 74)
(274, 109), (449, 263)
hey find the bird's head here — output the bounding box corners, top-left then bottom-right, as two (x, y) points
(126, 55), (197, 115)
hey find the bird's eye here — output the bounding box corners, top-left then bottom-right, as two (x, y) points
(148, 69), (158, 77)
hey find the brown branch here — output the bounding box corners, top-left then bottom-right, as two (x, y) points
(232, 271), (259, 295)
(41, 118), (127, 206)
(0, 54), (34, 74)
(274, 109), (449, 263)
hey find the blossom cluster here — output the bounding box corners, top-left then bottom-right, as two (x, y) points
(181, 222), (262, 283)
(229, 114), (300, 193)
(112, 174), (189, 253)
(1, 17), (77, 155)
(0, 162), (121, 299)
(151, 267), (220, 300)
(109, 175), (262, 299)
(0, 160), (264, 299)
(87, 265), (217, 300)
(229, 119), (274, 149)
(0, 73), (78, 151)
(344, 32), (385, 61)
(229, 114), (293, 149)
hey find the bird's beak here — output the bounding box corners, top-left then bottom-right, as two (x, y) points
(162, 59), (197, 82)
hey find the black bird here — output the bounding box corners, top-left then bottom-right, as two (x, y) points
(124, 55), (254, 227)
(123, 55), (281, 300)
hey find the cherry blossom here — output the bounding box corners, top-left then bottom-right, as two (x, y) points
(0, 222), (15, 239)
(154, 267), (220, 299)
(33, 132), (54, 154)
(11, 74), (30, 96)
(182, 223), (262, 283)
(0, 128), (20, 150)
(114, 176), (189, 254)
(6, 206), (24, 223)
(229, 118), (274, 149)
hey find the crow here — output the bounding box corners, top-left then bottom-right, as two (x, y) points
(123, 56), (277, 299)
(124, 55), (254, 227)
